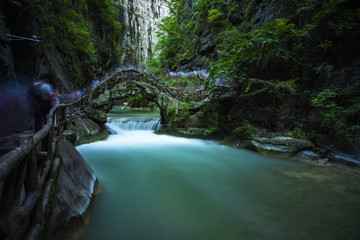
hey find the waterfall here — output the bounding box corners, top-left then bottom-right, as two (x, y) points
(106, 118), (162, 133)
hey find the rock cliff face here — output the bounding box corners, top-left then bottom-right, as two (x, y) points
(0, 0), (169, 137)
(119, 0), (169, 66)
(0, 0), (169, 92)
(155, 0), (360, 157)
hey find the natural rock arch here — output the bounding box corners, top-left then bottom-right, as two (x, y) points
(84, 70), (181, 125)
(84, 69), (224, 136)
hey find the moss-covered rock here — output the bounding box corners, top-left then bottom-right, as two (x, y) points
(84, 106), (108, 124)
(66, 117), (108, 146)
(250, 136), (315, 158)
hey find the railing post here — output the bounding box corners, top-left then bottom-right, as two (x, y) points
(12, 157), (28, 207)
(47, 126), (54, 164)
(0, 168), (16, 220)
(25, 139), (39, 195)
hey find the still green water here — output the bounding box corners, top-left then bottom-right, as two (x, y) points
(76, 110), (360, 240)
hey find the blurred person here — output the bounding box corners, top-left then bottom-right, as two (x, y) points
(27, 74), (53, 132)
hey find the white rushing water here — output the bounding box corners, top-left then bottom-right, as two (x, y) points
(106, 118), (161, 133)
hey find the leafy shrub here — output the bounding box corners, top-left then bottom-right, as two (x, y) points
(34, 0), (122, 87)
(204, 127), (219, 136)
(311, 88), (360, 141)
(208, 9), (223, 24)
(235, 120), (260, 139)
(284, 128), (307, 139)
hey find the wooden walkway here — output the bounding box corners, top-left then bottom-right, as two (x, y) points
(0, 96), (87, 240)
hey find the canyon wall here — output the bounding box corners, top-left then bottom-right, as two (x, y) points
(119, 0), (169, 66)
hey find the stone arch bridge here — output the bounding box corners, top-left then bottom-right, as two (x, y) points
(84, 69), (208, 126)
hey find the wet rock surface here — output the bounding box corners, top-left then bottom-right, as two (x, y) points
(119, 0), (169, 66)
(250, 137), (315, 157)
(67, 117), (108, 146)
(46, 140), (98, 239)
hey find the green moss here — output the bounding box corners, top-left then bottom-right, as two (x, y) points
(34, 0), (122, 88)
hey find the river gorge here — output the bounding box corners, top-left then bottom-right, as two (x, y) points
(1, 0), (360, 239)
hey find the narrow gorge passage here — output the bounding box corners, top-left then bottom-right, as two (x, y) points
(76, 109), (360, 240)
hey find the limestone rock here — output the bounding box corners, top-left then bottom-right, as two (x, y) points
(89, 90), (113, 111)
(251, 136), (314, 157)
(62, 130), (76, 144)
(253, 137), (314, 150)
(47, 140), (98, 239)
(189, 111), (206, 128)
(134, 81), (160, 98)
(67, 117), (108, 146)
(326, 151), (360, 167)
(294, 150), (320, 161)
(119, 0), (169, 66)
(85, 106), (107, 123)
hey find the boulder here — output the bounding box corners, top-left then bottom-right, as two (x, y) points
(325, 151), (360, 167)
(45, 140), (98, 239)
(251, 136), (314, 157)
(85, 106), (107, 123)
(62, 130), (76, 144)
(66, 117), (108, 146)
(293, 150), (320, 161)
(89, 90), (113, 111)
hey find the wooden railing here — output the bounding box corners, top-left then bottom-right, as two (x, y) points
(0, 96), (87, 240)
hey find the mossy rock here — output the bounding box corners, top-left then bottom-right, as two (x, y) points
(67, 117), (108, 146)
(250, 136), (315, 158)
(85, 106), (107, 123)
(253, 137), (314, 151)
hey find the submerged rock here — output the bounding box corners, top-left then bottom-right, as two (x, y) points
(326, 151), (360, 167)
(292, 150), (320, 161)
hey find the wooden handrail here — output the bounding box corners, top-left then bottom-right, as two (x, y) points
(0, 95), (87, 240)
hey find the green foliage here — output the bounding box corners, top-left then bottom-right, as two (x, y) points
(151, 0), (229, 70)
(87, 0), (122, 58)
(127, 94), (148, 108)
(146, 57), (162, 73)
(295, 0), (360, 37)
(208, 18), (303, 85)
(166, 105), (177, 129)
(311, 89), (342, 125)
(245, 0), (259, 17)
(166, 76), (201, 88)
(311, 88), (360, 140)
(235, 120), (260, 139)
(152, 0), (360, 142)
(179, 102), (191, 129)
(284, 128), (307, 139)
(166, 101), (192, 129)
(34, 0), (122, 87)
(204, 127), (219, 136)
(245, 78), (298, 97)
(313, 62), (334, 74)
(208, 9), (223, 24)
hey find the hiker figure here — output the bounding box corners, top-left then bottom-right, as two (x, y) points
(28, 75), (53, 132)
